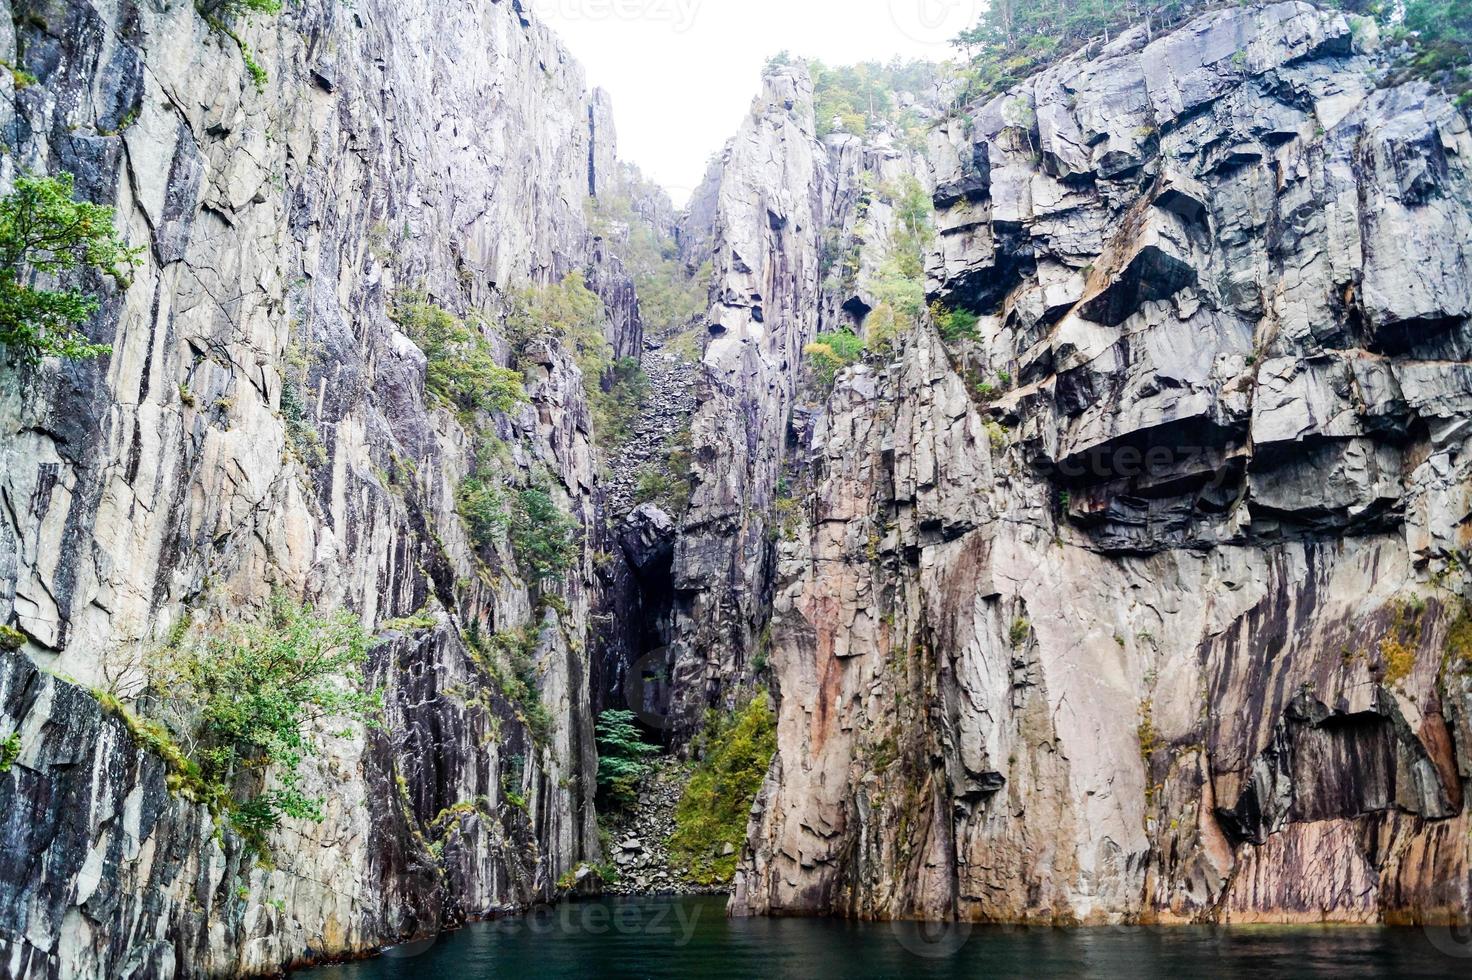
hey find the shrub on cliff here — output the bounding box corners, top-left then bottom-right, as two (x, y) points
(0, 172), (140, 366)
(197, 0), (281, 91)
(457, 476), (509, 552)
(142, 595), (380, 853)
(804, 329), (865, 391)
(393, 295), (526, 422)
(593, 355), (648, 445)
(509, 485), (579, 583)
(468, 623), (554, 745)
(668, 695), (777, 885)
(458, 475), (579, 585)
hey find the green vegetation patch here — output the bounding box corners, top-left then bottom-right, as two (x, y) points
(594, 708), (659, 811)
(954, 0), (1200, 104)
(1445, 600), (1472, 671)
(1394, 0), (1472, 101)
(132, 595), (379, 855)
(1377, 595), (1428, 688)
(668, 696), (778, 885)
(505, 271), (646, 448)
(508, 485), (579, 583)
(197, 0), (281, 91)
(393, 295), (526, 422)
(806, 175), (937, 394)
(0, 171), (141, 365)
(804, 329), (865, 391)
(767, 55), (947, 146)
(467, 622), (554, 745)
(586, 186), (708, 333)
(0, 732), (19, 773)
(633, 420), (694, 515)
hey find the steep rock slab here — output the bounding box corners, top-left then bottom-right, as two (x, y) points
(0, 0), (640, 973)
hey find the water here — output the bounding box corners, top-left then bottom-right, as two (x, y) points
(297, 895), (1470, 979)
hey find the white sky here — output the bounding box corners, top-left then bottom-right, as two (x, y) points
(529, 0), (982, 206)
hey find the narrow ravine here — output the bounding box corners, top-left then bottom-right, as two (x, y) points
(604, 331), (702, 520)
(2, 0), (1472, 975)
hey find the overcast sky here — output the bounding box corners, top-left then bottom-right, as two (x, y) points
(529, 0), (981, 205)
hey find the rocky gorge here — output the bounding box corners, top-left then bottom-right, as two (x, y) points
(0, 0), (1471, 976)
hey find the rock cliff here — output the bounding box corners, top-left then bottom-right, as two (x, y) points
(665, 66), (938, 742)
(730, 1), (1472, 926)
(2, 0), (1472, 975)
(0, 0), (644, 973)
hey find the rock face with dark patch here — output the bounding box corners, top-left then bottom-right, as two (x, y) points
(729, 2), (1472, 927)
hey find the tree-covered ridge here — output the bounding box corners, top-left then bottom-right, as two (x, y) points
(765, 53), (951, 142)
(953, 0), (1472, 106)
(1394, 0), (1472, 102)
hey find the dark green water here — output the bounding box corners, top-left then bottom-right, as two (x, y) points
(297, 895), (1471, 979)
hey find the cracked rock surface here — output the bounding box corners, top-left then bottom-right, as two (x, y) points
(0, 0), (651, 974)
(727, 2), (1472, 927)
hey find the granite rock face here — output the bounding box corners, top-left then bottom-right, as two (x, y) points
(731, 2), (1472, 926)
(663, 67), (936, 743)
(0, 0), (641, 974)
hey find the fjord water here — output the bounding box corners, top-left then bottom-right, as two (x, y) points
(299, 896), (1467, 979)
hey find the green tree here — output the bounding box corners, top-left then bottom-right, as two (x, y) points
(0, 172), (140, 365)
(954, 0), (1193, 101)
(199, 0), (281, 14)
(509, 486), (579, 582)
(1399, 0), (1472, 88)
(595, 709), (659, 810)
(806, 59), (947, 143)
(457, 477), (509, 552)
(147, 595), (379, 851)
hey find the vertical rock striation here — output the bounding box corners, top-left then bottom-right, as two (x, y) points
(0, 0), (649, 973)
(665, 66), (937, 743)
(3, 0), (1472, 973)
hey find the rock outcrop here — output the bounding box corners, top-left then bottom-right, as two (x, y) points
(731, 2), (1472, 926)
(664, 67), (936, 743)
